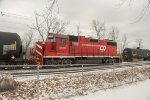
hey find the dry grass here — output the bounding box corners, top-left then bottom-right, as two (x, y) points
(0, 74), (18, 92)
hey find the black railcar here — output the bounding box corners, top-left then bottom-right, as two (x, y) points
(0, 32), (22, 64)
(122, 48), (150, 62)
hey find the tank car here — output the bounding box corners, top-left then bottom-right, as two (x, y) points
(0, 31), (22, 64)
(122, 48), (150, 62)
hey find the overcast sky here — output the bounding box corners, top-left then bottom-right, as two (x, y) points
(0, 0), (150, 49)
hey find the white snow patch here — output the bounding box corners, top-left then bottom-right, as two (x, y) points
(69, 79), (150, 100)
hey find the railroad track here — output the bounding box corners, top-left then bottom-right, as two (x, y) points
(1, 61), (150, 78)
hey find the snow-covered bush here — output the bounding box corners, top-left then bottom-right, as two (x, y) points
(0, 74), (17, 92)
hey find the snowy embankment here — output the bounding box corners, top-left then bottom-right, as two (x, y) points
(70, 79), (150, 100)
(0, 65), (150, 100)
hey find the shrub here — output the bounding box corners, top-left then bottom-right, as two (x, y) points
(0, 74), (17, 92)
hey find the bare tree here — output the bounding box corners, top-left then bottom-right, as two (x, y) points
(136, 38), (143, 49)
(91, 19), (105, 39)
(31, 0), (68, 41)
(51, 18), (68, 34)
(22, 31), (34, 59)
(121, 33), (128, 52)
(120, 0), (150, 21)
(76, 24), (82, 36)
(109, 26), (119, 41)
(33, 13), (45, 41)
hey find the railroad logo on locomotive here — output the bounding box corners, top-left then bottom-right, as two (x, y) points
(82, 44), (106, 52)
(100, 45), (106, 52)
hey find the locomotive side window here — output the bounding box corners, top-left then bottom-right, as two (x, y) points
(107, 42), (117, 46)
(60, 38), (66, 45)
(69, 35), (78, 42)
(90, 39), (98, 42)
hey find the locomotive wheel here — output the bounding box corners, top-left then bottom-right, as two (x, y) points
(66, 59), (72, 64)
(109, 59), (114, 64)
(112, 59), (116, 64)
(104, 59), (109, 64)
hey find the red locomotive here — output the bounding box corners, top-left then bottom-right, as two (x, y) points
(34, 33), (120, 65)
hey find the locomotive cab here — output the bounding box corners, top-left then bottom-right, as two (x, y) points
(46, 33), (56, 51)
(45, 33), (69, 53)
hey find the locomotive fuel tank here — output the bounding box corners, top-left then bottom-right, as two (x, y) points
(0, 32), (22, 61)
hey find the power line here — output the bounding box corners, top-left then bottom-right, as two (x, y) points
(0, 20), (30, 26)
(0, 25), (30, 30)
(0, 11), (33, 30)
(0, 11), (33, 20)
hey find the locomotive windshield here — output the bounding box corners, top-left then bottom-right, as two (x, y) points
(47, 37), (56, 42)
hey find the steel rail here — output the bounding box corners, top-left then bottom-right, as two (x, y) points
(1, 62), (150, 78)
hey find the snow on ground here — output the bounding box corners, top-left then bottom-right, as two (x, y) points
(1, 64), (150, 99)
(69, 79), (150, 100)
